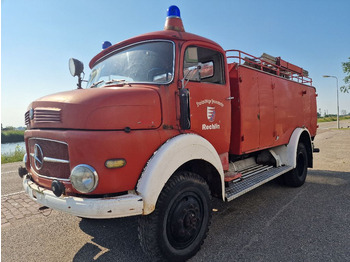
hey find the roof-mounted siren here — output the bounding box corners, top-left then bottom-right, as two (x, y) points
(164, 5), (185, 32)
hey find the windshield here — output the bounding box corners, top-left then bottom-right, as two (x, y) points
(87, 41), (174, 88)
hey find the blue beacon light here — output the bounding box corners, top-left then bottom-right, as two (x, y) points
(164, 5), (184, 32)
(167, 5), (181, 18)
(102, 41), (112, 50)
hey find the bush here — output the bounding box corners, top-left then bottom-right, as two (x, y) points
(1, 130), (24, 144)
(318, 115), (350, 123)
(1, 144), (25, 164)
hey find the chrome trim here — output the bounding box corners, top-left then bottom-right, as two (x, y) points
(43, 157), (70, 164)
(30, 168), (71, 182)
(28, 137), (68, 146)
(23, 153), (28, 165)
(29, 108), (34, 120)
(92, 39), (176, 86)
(33, 144), (44, 170)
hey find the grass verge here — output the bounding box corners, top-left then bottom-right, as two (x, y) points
(318, 115), (350, 123)
(1, 130), (25, 144)
(1, 145), (25, 164)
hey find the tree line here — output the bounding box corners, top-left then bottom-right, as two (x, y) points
(1, 125), (25, 144)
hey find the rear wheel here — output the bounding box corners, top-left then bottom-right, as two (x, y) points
(283, 143), (308, 187)
(138, 171), (212, 261)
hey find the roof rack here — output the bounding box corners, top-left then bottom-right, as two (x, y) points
(226, 50), (312, 85)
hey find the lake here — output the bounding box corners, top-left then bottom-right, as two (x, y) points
(1, 142), (26, 155)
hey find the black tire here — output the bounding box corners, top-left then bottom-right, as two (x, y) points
(138, 171), (212, 261)
(283, 143), (308, 187)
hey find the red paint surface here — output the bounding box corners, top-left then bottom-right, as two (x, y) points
(229, 65), (317, 155)
(25, 129), (163, 194)
(28, 87), (162, 130)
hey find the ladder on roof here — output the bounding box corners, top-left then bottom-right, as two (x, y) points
(225, 50), (312, 85)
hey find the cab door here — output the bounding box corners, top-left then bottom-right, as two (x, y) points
(180, 43), (231, 154)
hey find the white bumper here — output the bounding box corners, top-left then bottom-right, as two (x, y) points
(23, 176), (143, 219)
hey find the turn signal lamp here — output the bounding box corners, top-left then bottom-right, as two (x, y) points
(105, 159), (126, 169)
(164, 5), (185, 32)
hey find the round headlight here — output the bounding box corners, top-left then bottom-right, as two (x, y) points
(70, 164), (98, 193)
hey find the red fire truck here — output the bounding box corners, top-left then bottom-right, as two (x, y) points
(21, 5), (318, 261)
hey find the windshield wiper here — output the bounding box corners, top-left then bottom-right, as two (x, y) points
(105, 79), (127, 85)
(90, 80), (104, 88)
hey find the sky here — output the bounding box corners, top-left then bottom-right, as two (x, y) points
(1, 0), (350, 127)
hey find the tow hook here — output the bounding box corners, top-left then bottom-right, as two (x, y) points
(51, 180), (65, 197)
(18, 166), (28, 178)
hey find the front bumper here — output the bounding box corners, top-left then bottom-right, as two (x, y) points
(23, 176), (143, 219)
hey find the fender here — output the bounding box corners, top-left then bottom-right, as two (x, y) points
(272, 127), (312, 168)
(136, 134), (224, 215)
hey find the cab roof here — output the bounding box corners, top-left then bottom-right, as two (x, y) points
(89, 30), (224, 69)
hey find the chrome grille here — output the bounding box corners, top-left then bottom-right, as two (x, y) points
(28, 138), (70, 180)
(34, 107), (61, 123)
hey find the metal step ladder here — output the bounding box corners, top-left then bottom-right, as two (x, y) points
(225, 165), (293, 201)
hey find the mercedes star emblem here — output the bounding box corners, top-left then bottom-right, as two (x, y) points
(33, 144), (44, 170)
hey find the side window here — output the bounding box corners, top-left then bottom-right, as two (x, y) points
(184, 46), (225, 84)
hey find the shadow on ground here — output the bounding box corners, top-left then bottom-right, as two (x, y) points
(74, 169), (349, 262)
(74, 215), (148, 262)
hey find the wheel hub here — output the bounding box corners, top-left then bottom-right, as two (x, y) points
(167, 194), (203, 249)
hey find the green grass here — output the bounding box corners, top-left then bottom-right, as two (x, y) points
(1, 130), (25, 144)
(318, 115), (350, 123)
(1, 145), (25, 164)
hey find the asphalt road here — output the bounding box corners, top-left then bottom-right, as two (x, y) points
(1, 121), (350, 262)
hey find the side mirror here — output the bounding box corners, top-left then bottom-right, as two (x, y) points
(69, 58), (84, 89)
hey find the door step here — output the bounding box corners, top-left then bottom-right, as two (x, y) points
(225, 165), (293, 201)
(224, 164), (273, 182)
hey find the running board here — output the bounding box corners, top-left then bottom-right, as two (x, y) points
(225, 165), (293, 202)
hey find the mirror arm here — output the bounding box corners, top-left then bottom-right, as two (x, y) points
(76, 72), (86, 89)
(181, 64), (202, 89)
(77, 75), (83, 89)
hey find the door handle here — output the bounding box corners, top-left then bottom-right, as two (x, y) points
(226, 97), (234, 100)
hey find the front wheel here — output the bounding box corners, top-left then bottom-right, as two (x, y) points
(283, 143), (308, 187)
(138, 171), (212, 261)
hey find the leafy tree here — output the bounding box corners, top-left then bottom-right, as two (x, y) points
(340, 58), (350, 93)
